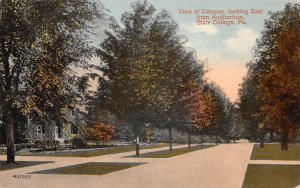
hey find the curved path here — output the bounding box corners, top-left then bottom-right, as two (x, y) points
(0, 143), (253, 188)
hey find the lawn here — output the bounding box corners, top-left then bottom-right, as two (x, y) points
(31, 162), (144, 175)
(243, 164), (300, 188)
(0, 161), (53, 171)
(27, 143), (167, 157)
(131, 145), (214, 158)
(250, 144), (300, 160)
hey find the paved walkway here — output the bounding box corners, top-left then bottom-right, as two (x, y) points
(0, 143), (254, 188)
(249, 160), (300, 165)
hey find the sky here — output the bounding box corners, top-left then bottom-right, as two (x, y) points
(90, 0), (299, 102)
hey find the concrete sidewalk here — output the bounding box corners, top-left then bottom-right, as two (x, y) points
(249, 160), (300, 165)
(0, 143), (254, 188)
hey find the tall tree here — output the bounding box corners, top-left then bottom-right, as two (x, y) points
(203, 83), (230, 143)
(97, 0), (157, 155)
(179, 85), (212, 148)
(0, 0), (102, 163)
(144, 11), (207, 151)
(253, 3), (299, 150)
(97, 0), (206, 154)
(238, 67), (264, 146)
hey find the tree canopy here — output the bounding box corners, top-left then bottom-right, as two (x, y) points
(238, 3), (300, 150)
(94, 0), (218, 154)
(0, 0), (103, 163)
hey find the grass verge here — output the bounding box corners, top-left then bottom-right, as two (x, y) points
(131, 145), (214, 158)
(27, 143), (167, 157)
(242, 164), (300, 188)
(250, 144), (300, 160)
(0, 161), (53, 171)
(31, 162), (144, 175)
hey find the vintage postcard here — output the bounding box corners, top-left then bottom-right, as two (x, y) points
(0, 0), (299, 187)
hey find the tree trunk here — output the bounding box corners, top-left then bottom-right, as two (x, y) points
(210, 134), (213, 145)
(281, 129), (288, 151)
(135, 136), (140, 156)
(270, 132), (274, 143)
(4, 104), (15, 163)
(188, 133), (191, 149)
(215, 135), (218, 145)
(260, 132), (264, 148)
(168, 127), (173, 151)
(2, 52), (15, 163)
(200, 134), (203, 146)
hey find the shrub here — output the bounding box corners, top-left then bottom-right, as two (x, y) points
(90, 123), (116, 142)
(34, 140), (43, 148)
(15, 143), (28, 151)
(64, 139), (71, 144)
(34, 140), (60, 149)
(71, 137), (87, 148)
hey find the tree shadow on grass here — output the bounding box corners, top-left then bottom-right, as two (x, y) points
(242, 164), (300, 188)
(124, 145), (215, 158)
(30, 162), (145, 175)
(22, 143), (168, 158)
(250, 144), (300, 160)
(0, 161), (54, 171)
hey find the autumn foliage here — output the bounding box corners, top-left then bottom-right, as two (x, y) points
(239, 3), (300, 150)
(89, 123), (116, 142)
(180, 86), (213, 131)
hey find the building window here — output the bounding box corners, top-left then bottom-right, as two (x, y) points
(37, 125), (42, 135)
(71, 124), (78, 134)
(71, 108), (75, 116)
(55, 126), (62, 138)
(55, 126), (58, 139)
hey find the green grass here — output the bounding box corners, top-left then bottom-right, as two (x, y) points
(250, 144), (300, 160)
(27, 143), (167, 157)
(0, 161), (53, 171)
(31, 162), (144, 175)
(131, 145), (214, 158)
(243, 164), (300, 188)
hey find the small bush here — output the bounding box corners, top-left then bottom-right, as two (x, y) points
(34, 140), (43, 148)
(16, 144), (23, 151)
(64, 139), (71, 144)
(90, 123), (116, 142)
(33, 140), (60, 150)
(71, 137), (87, 148)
